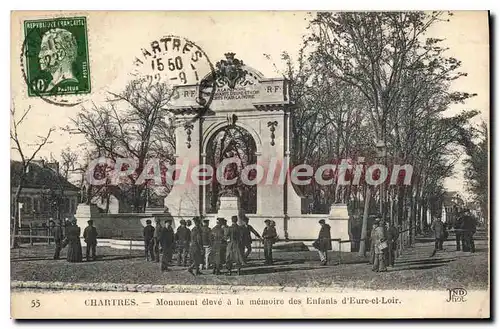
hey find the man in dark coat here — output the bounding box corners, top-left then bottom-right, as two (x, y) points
(210, 218), (226, 275)
(153, 219), (162, 263)
(83, 219), (98, 261)
(315, 219), (332, 266)
(175, 219), (191, 266)
(453, 211), (465, 251)
(188, 217), (204, 276)
(221, 219), (228, 268)
(240, 216), (262, 261)
(143, 219), (155, 261)
(50, 220), (64, 260)
(225, 216), (245, 275)
(262, 219), (277, 265)
(201, 219), (211, 270)
(385, 221), (399, 267)
(462, 209), (476, 253)
(159, 219), (175, 272)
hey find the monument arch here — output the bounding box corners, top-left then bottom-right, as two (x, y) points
(163, 53), (349, 248)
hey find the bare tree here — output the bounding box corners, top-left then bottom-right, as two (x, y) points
(60, 147), (79, 180)
(10, 105), (55, 248)
(71, 79), (176, 212)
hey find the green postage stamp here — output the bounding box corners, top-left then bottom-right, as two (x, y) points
(23, 16), (91, 97)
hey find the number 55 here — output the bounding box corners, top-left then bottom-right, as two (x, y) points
(31, 299), (40, 308)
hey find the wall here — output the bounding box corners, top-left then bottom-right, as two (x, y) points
(75, 205), (174, 239)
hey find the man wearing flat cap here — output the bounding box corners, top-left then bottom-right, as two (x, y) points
(315, 219), (331, 265)
(188, 217), (204, 275)
(143, 219), (155, 261)
(175, 219), (190, 266)
(159, 219), (175, 272)
(210, 218), (226, 275)
(262, 219), (277, 265)
(83, 219), (98, 261)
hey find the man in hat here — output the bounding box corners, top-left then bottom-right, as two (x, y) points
(315, 219), (332, 266)
(385, 221), (399, 267)
(159, 219), (175, 272)
(462, 209), (476, 253)
(175, 219), (190, 266)
(371, 217), (388, 272)
(152, 219), (162, 263)
(225, 216), (245, 275)
(83, 219), (98, 261)
(453, 209), (465, 251)
(188, 217), (204, 276)
(185, 218), (195, 264)
(221, 218), (228, 267)
(143, 219), (155, 261)
(201, 219), (212, 270)
(210, 218), (226, 275)
(262, 219), (277, 265)
(240, 216), (262, 262)
(430, 214), (446, 257)
(50, 220), (64, 260)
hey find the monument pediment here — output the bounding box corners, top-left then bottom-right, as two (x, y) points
(167, 53), (291, 114)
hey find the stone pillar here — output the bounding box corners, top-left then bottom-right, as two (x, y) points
(217, 196), (241, 223)
(164, 120), (200, 217)
(74, 203), (100, 237)
(328, 203), (350, 251)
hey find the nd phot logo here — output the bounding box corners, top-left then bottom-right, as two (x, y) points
(446, 288), (467, 302)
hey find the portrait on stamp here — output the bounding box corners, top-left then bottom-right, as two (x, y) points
(23, 16), (91, 96)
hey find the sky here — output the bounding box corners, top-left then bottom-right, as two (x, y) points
(10, 11), (489, 197)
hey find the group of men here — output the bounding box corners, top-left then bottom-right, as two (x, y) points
(369, 208), (479, 272)
(49, 218), (98, 262)
(431, 208), (477, 255)
(142, 215), (278, 276)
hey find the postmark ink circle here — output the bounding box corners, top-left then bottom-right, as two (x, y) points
(131, 35), (217, 128)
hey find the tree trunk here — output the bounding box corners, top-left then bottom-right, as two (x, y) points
(358, 186), (371, 257)
(397, 186), (405, 226)
(410, 189), (417, 246)
(421, 200), (428, 233)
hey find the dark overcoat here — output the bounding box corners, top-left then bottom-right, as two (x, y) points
(210, 225), (226, 266)
(83, 226), (98, 244)
(189, 226), (204, 263)
(143, 225), (155, 241)
(317, 224), (332, 251)
(66, 225), (83, 262)
(159, 226), (175, 250)
(225, 224), (245, 264)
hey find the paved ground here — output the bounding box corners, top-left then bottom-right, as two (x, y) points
(11, 230), (489, 290)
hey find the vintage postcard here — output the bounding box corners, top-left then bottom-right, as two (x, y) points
(10, 11), (490, 319)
